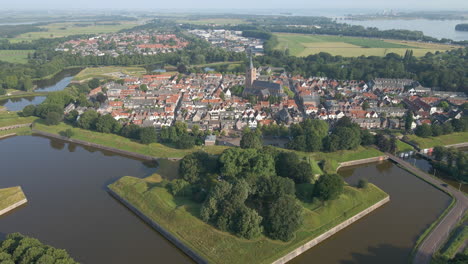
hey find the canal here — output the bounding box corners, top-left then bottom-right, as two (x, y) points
(0, 68), (81, 111)
(0, 135), (452, 264)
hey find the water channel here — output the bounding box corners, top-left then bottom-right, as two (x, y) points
(0, 135), (451, 264)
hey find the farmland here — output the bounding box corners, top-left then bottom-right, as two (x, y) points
(175, 18), (248, 25)
(9, 21), (140, 42)
(0, 50), (33, 64)
(274, 33), (458, 57)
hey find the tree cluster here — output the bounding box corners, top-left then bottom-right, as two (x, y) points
(0, 233), (77, 264)
(432, 146), (467, 182)
(415, 117), (467, 138)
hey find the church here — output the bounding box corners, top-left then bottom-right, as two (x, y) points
(242, 56), (285, 100)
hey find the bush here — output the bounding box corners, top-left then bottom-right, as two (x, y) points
(60, 128), (74, 138)
(45, 112), (62, 126)
(358, 179), (369, 188)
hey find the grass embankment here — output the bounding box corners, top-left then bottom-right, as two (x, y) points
(0, 50), (34, 64)
(10, 21), (139, 42)
(33, 122), (229, 159)
(109, 175), (388, 264)
(439, 225), (468, 259)
(396, 139), (415, 152)
(0, 111), (37, 127)
(73, 66), (147, 82)
(294, 146), (384, 173)
(0, 187), (26, 212)
(274, 33), (457, 57)
(407, 132), (468, 149)
(0, 126), (32, 138)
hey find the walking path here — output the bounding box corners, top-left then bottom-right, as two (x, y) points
(386, 153), (468, 264)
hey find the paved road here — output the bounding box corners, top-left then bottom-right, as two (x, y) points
(386, 153), (468, 264)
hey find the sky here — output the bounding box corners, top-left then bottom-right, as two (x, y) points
(2, 0), (468, 11)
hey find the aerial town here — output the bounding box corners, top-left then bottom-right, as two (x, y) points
(188, 29), (265, 54)
(56, 31), (189, 56)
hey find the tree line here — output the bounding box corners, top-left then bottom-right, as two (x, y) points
(414, 117), (468, 138)
(432, 146), (467, 182)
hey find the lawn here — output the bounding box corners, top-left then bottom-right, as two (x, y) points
(0, 126), (32, 138)
(407, 132), (468, 149)
(396, 139), (415, 152)
(274, 33), (458, 57)
(0, 111), (37, 127)
(0, 50), (33, 64)
(109, 175), (388, 264)
(73, 66), (148, 81)
(33, 122), (229, 159)
(11, 21), (139, 41)
(176, 18), (248, 25)
(0, 186), (26, 212)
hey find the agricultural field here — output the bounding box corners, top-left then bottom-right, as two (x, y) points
(0, 50), (33, 64)
(10, 21), (140, 42)
(274, 33), (459, 57)
(175, 18), (248, 25)
(73, 66), (148, 81)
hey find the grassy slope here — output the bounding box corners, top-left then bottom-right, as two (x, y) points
(0, 187), (26, 211)
(274, 33), (456, 57)
(0, 112), (37, 127)
(0, 50), (33, 64)
(0, 126), (32, 137)
(73, 66), (147, 81)
(396, 139), (415, 152)
(33, 122), (229, 158)
(109, 175), (388, 264)
(407, 132), (468, 149)
(439, 225), (468, 259)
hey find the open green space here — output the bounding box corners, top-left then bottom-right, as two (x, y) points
(10, 21), (139, 42)
(33, 122), (229, 158)
(73, 66), (148, 81)
(0, 111), (37, 127)
(109, 175), (388, 264)
(0, 186), (26, 212)
(0, 50), (33, 64)
(396, 139), (415, 152)
(274, 33), (458, 57)
(407, 132), (468, 149)
(175, 18), (248, 25)
(0, 126), (32, 138)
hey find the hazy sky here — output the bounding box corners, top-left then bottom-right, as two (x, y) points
(2, 0), (468, 10)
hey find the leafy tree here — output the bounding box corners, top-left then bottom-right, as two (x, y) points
(314, 174), (344, 201)
(431, 124), (443, 137)
(415, 124), (433, 138)
(139, 127), (157, 144)
(442, 122), (454, 134)
(21, 105), (36, 117)
(45, 112), (62, 126)
(360, 129), (375, 146)
(168, 179), (192, 197)
(64, 110), (79, 124)
(180, 154), (202, 184)
(139, 84), (148, 92)
(335, 127), (361, 150)
(240, 131), (263, 149)
(233, 205), (263, 239)
(176, 134), (195, 149)
(362, 101), (370, 110)
(264, 195), (303, 241)
(95, 114), (121, 134)
(77, 109), (98, 130)
(433, 146), (446, 161)
(61, 129), (74, 138)
(404, 111), (414, 131)
(120, 124), (141, 140)
(88, 78), (100, 89)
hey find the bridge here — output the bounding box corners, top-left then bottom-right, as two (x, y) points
(386, 153), (468, 264)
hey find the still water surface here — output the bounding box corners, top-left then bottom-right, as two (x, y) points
(0, 136), (451, 264)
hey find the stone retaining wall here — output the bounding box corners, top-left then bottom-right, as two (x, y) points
(336, 156), (389, 171)
(0, 198), (28, 216)
(108, 188), (208, 264)
(272, 196), (390, 264)
(0, 133), (16, 139)
(32, 130), (164, 161)
(0, 123), (31, 131)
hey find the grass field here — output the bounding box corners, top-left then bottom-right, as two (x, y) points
(109, 175), (388, 264)
(175, 18), (248, 25)
(396, 139), (415, 152)
(407, 132), (468, 149)
(10, 21), (139, 42)
(0, 111), (37, 127)
(0, 50), (33, 64)
(0, 126), (32, 138)
(33, 122), (229, 159)
(274, 33), (458, 57)
(73, 66), (147, 81)
(0, 186), (26, 212)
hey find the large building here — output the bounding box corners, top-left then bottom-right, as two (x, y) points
(243, 56), (285, 99)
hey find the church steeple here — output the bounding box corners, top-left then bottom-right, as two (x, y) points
(245, 52), (256, 89)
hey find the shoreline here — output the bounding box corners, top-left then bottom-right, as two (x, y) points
(0, 198), (28, 217)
